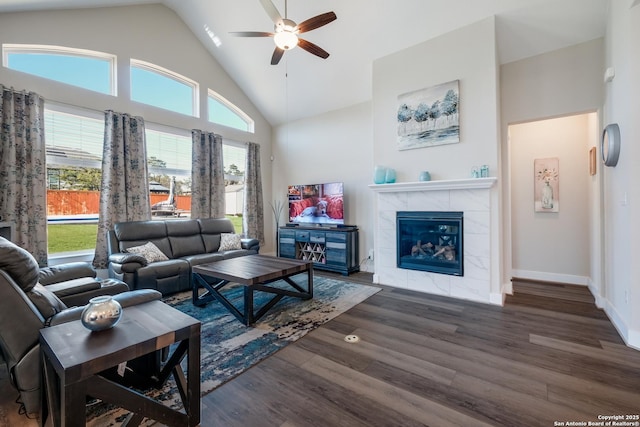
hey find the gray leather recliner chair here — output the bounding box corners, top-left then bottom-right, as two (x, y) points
(0, 236), (162, 415)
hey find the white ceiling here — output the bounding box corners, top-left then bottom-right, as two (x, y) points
(0, 0), (609, 126)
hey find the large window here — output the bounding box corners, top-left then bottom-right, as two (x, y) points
(208, 89), (254, 133)
(2, 44), (116, 95)
(131, 59), (199, 117)
(44, 107), (248, 253)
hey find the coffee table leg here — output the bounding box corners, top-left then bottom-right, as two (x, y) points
(244, 286), (254, 326)
(307, 266), (314, 297)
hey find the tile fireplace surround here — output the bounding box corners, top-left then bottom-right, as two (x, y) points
(369, 177), (500, 305)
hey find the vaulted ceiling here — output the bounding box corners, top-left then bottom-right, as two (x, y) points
(0, 0), (609, 126)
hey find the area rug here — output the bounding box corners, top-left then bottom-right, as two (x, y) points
(87, 275), (380, 426)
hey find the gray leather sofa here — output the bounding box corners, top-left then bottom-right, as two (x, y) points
(107, 217), (260, 295)
(0, 236), (162, 415)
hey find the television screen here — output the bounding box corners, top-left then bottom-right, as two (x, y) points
(288, 182), (344, 225)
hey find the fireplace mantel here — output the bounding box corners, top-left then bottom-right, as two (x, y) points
(368, 177), (497, 193)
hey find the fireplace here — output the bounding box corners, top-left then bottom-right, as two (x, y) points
(396, 211), (463, 276)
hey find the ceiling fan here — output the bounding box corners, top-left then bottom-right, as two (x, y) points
(230, 0), (337, 65)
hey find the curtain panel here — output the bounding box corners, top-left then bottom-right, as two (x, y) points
(93, 110), (151, 269)
(0, 85), (48, 266)
(243, 141), (264, 242)
(191, 130), (225, 219)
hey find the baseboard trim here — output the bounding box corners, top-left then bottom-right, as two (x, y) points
(511, 269), (588, 286)
(603, 299), (640, 350)
(490, 291), (505, 306)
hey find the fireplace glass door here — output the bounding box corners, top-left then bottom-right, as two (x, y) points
(396, 211), (463, 276)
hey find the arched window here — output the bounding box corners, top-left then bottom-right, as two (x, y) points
(130, 59), (199, 117)
(2, 44), (116, 95)
(208, 89), (254, 133)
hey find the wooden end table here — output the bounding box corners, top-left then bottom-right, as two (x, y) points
(39, 300), (201, 427)
(192, 255), (313, 325)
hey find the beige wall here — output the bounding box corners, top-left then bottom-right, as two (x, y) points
(372, 17), (500, 183)
(509, 114), (595, 284)
(272, 102), (374, 268)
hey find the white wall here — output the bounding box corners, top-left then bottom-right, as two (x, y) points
(271, 102), (374, 269)
(371, 17), (503, 299)
(509, 114), (594, 285)
(601, 0), (640, 348)
(0, 4), (275, 253)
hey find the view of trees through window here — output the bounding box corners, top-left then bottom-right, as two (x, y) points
(45, 109), (247, 254)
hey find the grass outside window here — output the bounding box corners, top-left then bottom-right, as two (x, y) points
(47, 215), (244, 254)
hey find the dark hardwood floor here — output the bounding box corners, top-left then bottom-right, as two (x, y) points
(2, 273), (639, 426)
(201, 273), (640, 426)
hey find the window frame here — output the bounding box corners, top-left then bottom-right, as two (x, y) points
(2, 43), (117, 95)
(208, 89), (254, 133)
(130, 59), (200, 118)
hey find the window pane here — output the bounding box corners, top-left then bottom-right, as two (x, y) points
(45, 108), (104, 254)
(208, 97), (251, 132)
(224, 143), (246, 232)
(146, 129), (192, 219)
(131, 64), (196, 116)
(5, 50), (113, 95)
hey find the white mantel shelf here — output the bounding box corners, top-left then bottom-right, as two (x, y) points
(368, 177), (497, 193)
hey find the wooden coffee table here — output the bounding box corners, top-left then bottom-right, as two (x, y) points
(192, 255), (313, 325)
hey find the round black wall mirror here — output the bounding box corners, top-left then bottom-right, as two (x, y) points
(601, 123), (621, 167)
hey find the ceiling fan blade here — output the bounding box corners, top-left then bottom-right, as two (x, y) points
(296, 11), (337, 34)
(271, 47), (285, 65)
(298, 38), (330, 59)
(230, 31), (274, 37)
(259, 0), (283, 25)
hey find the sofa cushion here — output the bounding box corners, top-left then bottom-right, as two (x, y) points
(126, 242), (169, 263)
(198, 218), (235, 253)
(219, 233), (242, 251)
(181, 252), (225, 268)
(166, 220), (206, 258)
(114, 221), (172, 256)
(222, 249), (255, 260)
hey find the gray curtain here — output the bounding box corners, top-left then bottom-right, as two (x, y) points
(0, 85), (48, 266)
(93, 110), (150, 268)
(243, 142), (264, 242)
(191, 129), (225, 219)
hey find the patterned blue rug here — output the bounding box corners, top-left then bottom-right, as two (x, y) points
(88, 275), (380, 426)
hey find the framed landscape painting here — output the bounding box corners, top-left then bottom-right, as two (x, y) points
(397, 80), (460, 150)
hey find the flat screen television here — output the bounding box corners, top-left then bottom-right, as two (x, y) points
(288, 182), (344, 225)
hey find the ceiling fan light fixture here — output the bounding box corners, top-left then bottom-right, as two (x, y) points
(274, 31), (298, 50)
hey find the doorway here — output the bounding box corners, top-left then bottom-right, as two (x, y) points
(508, 112), (601, 292)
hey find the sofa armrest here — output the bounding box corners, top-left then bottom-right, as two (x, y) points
(109, 252), (148, 265)
(39, 262), (97, 285)
(45, 278), (100, 298)
(241, 238), (260, 252)
(48, 289), (162, 326)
